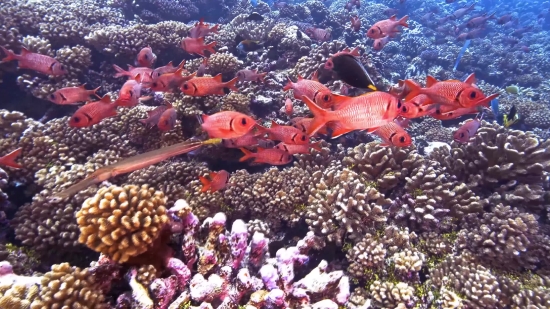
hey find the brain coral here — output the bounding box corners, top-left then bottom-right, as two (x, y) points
(76, 184), (169, 263)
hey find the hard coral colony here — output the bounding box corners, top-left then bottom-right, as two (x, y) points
(0, 0), (550, 308)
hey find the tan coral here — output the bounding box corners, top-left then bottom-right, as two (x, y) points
(207, 52), (241, 75)
(76, 184), (169, 263)
(369, 280), (416, 309)
(0, 283), (39, 309)
(30, 263), (106, 309)
(136, 265), (157, 288)
(220, 92), (251, 114)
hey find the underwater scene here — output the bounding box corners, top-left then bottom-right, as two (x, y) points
(0, 0), (549, 308)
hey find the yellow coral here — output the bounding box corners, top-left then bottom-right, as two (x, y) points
(76, 184), (169, 263)
(30, 263), (105, 309)
(0, 283), (38, 309)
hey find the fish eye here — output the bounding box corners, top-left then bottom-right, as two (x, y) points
(73, 116), (80, 123)
(397, 100), (402, 108)
(402, 106), (408, 112)
(144, 54), (148, 59)
(460, 133), (465, 138)
(469, 91), (477, 99)
(435, 109), (441, 114)
(49, 94), (56, 100)
(301, 135), (306, 141)
(323, 95), (330, 102)
(399, 136), (406, 143)
(370, 29), (375, 33)
(241, 118), (247, 125)
(183, 84), (189, 90)
(152, 82), (158, 87)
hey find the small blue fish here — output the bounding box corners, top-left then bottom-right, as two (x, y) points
(490, 98), (499, 121)
(453, 39), (471, 71)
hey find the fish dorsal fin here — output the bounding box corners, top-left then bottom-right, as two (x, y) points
(213, 73), (222, 82)
(128, 65), (136, 70)
(398, 80), (404, 87)
(310, 71), (319, 82)
(200, 114), (209, 123)
(426, 76), (438, 87)
(199, 18), (205, 24)
(99, 95), (111, 104)
(464, 73), (476, 85)
(390, 15), (397, 21)
(134, 74), (142, 83)
(165, 102), (174, 108)
(174, 68), (183, 76)
(270, 120), (280, 128)
(20, 47), (30, 55)
(330, 93), (352, 110)
(79, 84), (87, 89)
(350, 46), (360, 57)
(297, 74), (304, 81)
(209, 171), (218, 178)
(197, 37), (205, 43)
(256, 147), (266, 152)
(164, 61), (174, 68)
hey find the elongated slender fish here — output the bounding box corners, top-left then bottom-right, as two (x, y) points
(52, 138), (222, 200)
(453, 39), (470, 71)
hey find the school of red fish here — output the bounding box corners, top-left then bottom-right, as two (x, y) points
(0, 15), (499, 193)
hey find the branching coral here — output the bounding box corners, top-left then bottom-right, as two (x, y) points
(76, 184), (169, 263)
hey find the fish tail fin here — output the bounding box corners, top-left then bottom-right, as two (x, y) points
(91, 86), (101, 99)
(310, 141), (323, 152)
(224, 77), (239, 92)
(350, 46), (361, 57)
(112, 64), (128, 78)
(205, 41), (217, 54)
(0, 46), (17, 62)
(404, 80), (422, 101)
(300, 95), (330, 136)
(399, 15), (409, 28)
(239, 148), (255, 162)
(258, 72), (268, 82)
(176, 60), (186, 70)
(283, 77), (293, 91)
(0, 147), (23, 169)
(199, 175), (211, 192)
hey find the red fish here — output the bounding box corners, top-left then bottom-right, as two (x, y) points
(114, 75), (143, 107)
(290, 117), (329, 136)
(150, 69), (196, 92)
(305, 27), (331, 41)
(274, 141), (322, 154)
(301, 92), (401, 137)
(453, 116), (482, 143)
(151, 60), (185, 80)
(282, 73), (333, 108)
(324, 47), (360, 70)
(197, 58), (208, 77)
(189, 18), (220, 38)
(373, 36), (391, 50)
(450, 3), (475, 20)
(48, 85), (101, 105)
(200, 111), (257, 139)
(400, 95), (436, 118)
(285, 98), (293, 117)
(157, 106), (177, 131)
(180, 74), (238, 96)
(140, 104), (171, 128)
(374, 122), (412, 147)
(404, 74), (487, 108)
(135, 46), (156, 68)
(0, 148), (23, 169)
(0, 46), (67, 76)
(239, 147), (293, 165)
(113, 64), (154, 84)
(180, 37), (216, 57)
(466, 12), (495, 28)
(222, 131), (263, 148)
(367, 15), (409, 39)
(257, 121), (309, 145)
(236, 69), (267, 82)
(69, 95), (118, 127)
(199, 170), (229, 193)
(351, 16), (361, 32)
(457, 28), (486, 40)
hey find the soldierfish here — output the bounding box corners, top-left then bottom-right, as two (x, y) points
(239, 147), (293, 165)
(180, 37), (216, 57)
(285, 98), (293, 117)
(0, 148), (23, 169)
(151, 60), (185, 80)
(189, 18), (220, 38)
(69, 95), (118, 127)
(282, 73), (333, 108)
(150, 69), (196, 92)
(305, 27), (331, 41)
(257, 121), (309, 145)
(236, 69), (267, 82)
(374, 122), (412, 147)
(351, 16), (361, 32)
(404, 74), (487, 108)
(200, 111), (257, 139)
(300, 92), (401, 137)
(453, 116), (482, 143)
(373, 36), (391, 50)
(114, 75), (143, 107)
(52, 138), (223, 200)
(180, 74), (238, 96)
(199, 170), (230, 193)
(290, 117), (329, 136)
(450, 3), (475, 20)
(274, 141), (322, 154)
(0, 46), (67, 76)
(140, 104), (171, 128)
(113, 64), (154, 84)
(157, 106), (177, 131)
(222, 131), (263, 148)
(431, 105), (485, 120)
(366, 15), (409, 39)
(324, 47), (360, 70)
(400, 95), (437, 118)
(135, 46), (157, 68)
(48, 85), (101, 105)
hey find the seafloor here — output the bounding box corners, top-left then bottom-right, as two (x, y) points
(0, 0), (549, 308)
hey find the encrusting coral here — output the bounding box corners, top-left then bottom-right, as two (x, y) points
(76, 184), (169, 263)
